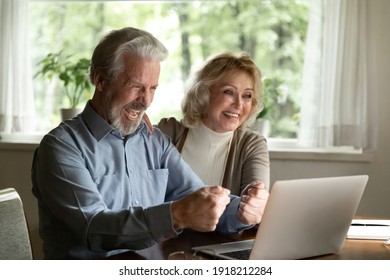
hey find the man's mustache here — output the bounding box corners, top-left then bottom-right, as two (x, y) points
(125, 102), (147, 111)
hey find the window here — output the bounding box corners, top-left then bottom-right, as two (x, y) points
(2, 0), (376, 152)
(28, 0), (310, 137)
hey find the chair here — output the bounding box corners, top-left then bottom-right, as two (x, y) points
(0, 188), (33, 260)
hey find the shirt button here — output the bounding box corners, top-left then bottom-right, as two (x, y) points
(95, 178), (101, 184)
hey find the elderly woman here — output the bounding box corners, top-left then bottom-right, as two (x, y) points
(158, 52), (270, 201)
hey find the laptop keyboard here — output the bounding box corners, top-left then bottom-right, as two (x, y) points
(220, 249), (251, 260)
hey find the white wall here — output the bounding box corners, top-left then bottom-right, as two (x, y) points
(0, 0), (389, 260)
(362, 0), (390, 217)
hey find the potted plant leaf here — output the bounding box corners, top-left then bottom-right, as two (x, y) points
(252, 76), (281, 136)
(34, 51), (92, 120)
(253, 76), (290, 137)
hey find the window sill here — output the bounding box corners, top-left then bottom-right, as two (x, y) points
(0, 140), (39, 151)
(0, 137), (375, 163)
(0, 133), (41, 151)
(269, 149), (374, 162)
(267, 138), (374, 162)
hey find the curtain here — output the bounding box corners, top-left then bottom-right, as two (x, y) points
(298, 0), (377, 149)
(0, 0), (35, 133)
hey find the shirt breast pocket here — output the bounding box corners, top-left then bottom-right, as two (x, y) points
(144, 169), (169, 205)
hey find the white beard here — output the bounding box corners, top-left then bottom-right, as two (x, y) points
(110, 108), (144, 136)
(105, 91), (145, 136)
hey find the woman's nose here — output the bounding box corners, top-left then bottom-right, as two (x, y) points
(233, 95), (242, 108)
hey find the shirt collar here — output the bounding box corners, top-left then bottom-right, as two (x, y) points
(81, 101), (147, 141)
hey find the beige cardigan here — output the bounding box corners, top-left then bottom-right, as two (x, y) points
(157, 118), (270, 195)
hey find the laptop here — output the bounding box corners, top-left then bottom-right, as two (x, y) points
(192, 175), (369, 260)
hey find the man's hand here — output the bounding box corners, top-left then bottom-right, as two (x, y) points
(238, 182), (269, 225)
(171, 186), (230, 232)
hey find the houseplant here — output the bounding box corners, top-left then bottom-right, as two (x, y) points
(257, 76), (281, 120)
(253, 76), (287, 136)
(34, 51), (92, 120)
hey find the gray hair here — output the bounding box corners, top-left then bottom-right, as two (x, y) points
(89, 27), (168, 83)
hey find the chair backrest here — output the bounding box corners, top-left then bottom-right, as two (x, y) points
(0, 188), (33, 260)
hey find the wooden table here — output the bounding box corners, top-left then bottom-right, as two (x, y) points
(108, 228), (390, 260)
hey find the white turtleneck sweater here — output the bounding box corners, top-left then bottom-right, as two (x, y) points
(181, 122), (233, 185)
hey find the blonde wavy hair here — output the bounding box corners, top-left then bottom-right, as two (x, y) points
(181, 51), (263, 128)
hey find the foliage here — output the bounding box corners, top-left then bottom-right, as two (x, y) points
(257, 76), (288, 120)
(34, 52), (92, 109)
(29, 0), (310, 136)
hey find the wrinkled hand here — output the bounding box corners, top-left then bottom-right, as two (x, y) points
(238, 182), (269, 225)
(142, 113), (154, 134)
(172, 186), (230, 232)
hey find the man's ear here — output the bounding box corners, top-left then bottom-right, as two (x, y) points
(93, 70), (106, 91)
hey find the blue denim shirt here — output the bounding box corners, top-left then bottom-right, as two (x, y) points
(32, 102), (248, 259)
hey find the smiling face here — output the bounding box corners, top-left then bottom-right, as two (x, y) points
(95, 54), (160, 136)
(202, 70), (254, 132)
